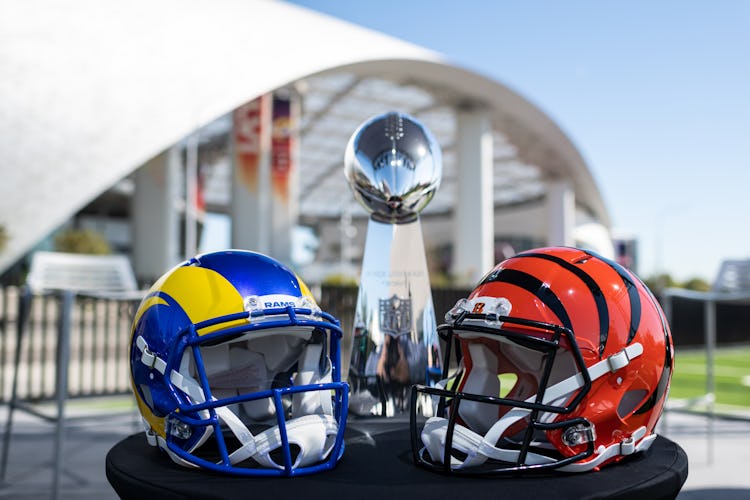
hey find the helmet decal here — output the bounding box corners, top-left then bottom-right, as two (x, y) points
(132, 295), (169, 331)
(479, 267), (574, 333)
(633, 280), (674, 416)
(509, 249), (646, 357)
(585, 250), (642, 347)
(154, 265), (245, 335)
(511, 251), (610, 356)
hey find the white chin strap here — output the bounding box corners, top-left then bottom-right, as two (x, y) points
(421, 342), (656, 472)
(137, 337), (339, 470)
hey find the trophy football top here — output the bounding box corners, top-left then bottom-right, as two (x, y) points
(344, 111), (442, 223)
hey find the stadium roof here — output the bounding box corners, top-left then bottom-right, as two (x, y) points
(0, 0), (609, 274)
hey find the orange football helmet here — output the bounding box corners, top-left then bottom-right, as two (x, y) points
(410, 247), (673, 474)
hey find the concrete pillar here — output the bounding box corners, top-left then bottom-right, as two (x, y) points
(453, 108), (494, 286)
(268, 93), (299, 266)
(231, 95), (272, 255)
(183, 131), (199, 259)
(132, 146), (182, 282)
(546, 178), (575, 247)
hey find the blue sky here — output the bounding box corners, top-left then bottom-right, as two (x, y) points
(286, 0), (749, 283)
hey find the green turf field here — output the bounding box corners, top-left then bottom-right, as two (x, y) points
(669, 346), (750, 409)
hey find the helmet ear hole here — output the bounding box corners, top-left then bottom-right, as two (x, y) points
(617, 388), (649, 418)
(139, 384), (155, 408)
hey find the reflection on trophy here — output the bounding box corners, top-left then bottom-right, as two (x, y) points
(344, 111), (442, 416)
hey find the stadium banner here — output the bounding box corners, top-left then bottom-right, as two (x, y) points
(271, 95), (294, 203)
(233, 94), (271, 193)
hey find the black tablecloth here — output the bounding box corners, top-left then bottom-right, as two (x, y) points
(106, 419), (688, 500)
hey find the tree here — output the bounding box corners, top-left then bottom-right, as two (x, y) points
(322, 273), (358, 286)
(644, 273), (712, 294)
(0, 224), (7, 253)
(54, 228), (111, 255)
(644, 273), (676, 296)
(682, 277), (711, 292)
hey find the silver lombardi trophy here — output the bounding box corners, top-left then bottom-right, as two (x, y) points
(344, 111), (442, 416)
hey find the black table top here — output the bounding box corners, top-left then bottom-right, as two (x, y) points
(107, 418), (688, 500)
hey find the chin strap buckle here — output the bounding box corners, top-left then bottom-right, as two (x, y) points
(136, 335), (167, 374)
(620, 426), (649, 455)
(620, 435), (636, 455)
(606, 343), (644, 373)
(606, 349), (630, 372)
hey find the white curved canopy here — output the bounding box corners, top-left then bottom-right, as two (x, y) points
(0, 0), (609, 274)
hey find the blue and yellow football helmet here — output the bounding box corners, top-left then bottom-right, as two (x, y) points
(129, 250), (348, 476)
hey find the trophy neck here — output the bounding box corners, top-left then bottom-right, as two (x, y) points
(369, 211), (419, 225)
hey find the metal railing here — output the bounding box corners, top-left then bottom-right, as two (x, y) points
(0, 284), (472, 403)
(0, 286), (138, 403)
